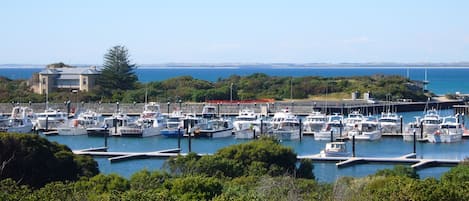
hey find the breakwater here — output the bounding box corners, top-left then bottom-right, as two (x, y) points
(0, 99), (464, 116)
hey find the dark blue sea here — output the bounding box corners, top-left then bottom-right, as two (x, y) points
(1, 66), (469, 95)
(2, 66), (469, 182)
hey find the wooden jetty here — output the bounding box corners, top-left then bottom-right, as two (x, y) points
(74, 148), (461, 169)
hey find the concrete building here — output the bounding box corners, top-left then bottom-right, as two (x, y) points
(31, 66), (100, 94)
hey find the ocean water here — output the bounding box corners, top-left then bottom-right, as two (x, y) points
(1, 67), (468, 95)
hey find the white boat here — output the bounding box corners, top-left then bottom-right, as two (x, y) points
(421, 108), (441, 136)
(268, 109), (301, 140)
(35, 108), (68, 131)
(233, 108), (262, 139)
(302, 110), (327, 135)
(319, 142), (351, 157)
(160, 110), (185, 138)
(315, 114), (344, 141)
(1, 106), (35, 133)
(379, 111), (401, 134)
(202, 105), (217, 119)
(194, 118), (233, 138)
(347, 116), (382, 141)
(132, 102), (166, 137)
(402, 117), (425, 141)
(427, 116), (463, 143)
(87, 113), (131, 137)
(57, 110), (101, 136)
(343, 111), (365, 135)
(140, 102), (162, 119)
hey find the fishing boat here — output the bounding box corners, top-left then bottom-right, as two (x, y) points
(347, 116), (382, 141)
(160, 110), (185, 138)
(315, 113), (344, 141)
(1, 106), (35, 133)
(402, 117), (425, 141)
(427, 116), (463, 143)
(379, 111), (401, 134)
(193, 117), (233, 138)
(233, 108), (262, 139)
(268, 108), (301, 140)
(343, 111), (365, 135)
(319, 142), (351, 157)
(421, 108), (441, 136)
(87, 113), (131, 137)
(202, 105), (217, 119)
(57, 110), (101, 136)
(130, 102), (166, 137)
(302, 110), (327, 135)
(35, 108), (68, 131)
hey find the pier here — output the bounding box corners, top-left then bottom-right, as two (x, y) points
(73, 148), (461, 170)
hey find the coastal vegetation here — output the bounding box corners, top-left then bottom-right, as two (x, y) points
(0, 133), (99, 188)
(98, 45), (138, 96)
(1, 133), (469, 200)
(2, 71), (427, 104)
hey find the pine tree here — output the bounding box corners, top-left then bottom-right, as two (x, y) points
(99, 45), (138, 94)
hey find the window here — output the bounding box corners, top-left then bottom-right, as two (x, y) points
(42, 78), (46, 84)
(83, 78), (87, 85)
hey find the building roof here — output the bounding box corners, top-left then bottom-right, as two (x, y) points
(40, 66), (100, 75)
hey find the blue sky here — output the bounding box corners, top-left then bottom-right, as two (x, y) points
(1, 0), (469, 64)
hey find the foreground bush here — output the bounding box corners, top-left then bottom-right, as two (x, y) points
(0, 133), (99, 188)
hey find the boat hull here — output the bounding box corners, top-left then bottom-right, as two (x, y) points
(86, 127), (110, 137)
(315, 131), (341, 141)
(57, 127), (87, 136)
(380, 124), (401, 134)
(303, 123), (324, 135)
(36, 120), (65, 131)
(348, 131), (381, 141)
(6, 124), (34, 134)
(161, 129), (184, 138)
(427, 133), (462, 143)
(272, 129), (300, 140)
(234, 128), (256, 139)
(196, 128), (233, 138)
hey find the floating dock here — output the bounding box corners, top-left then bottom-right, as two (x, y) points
(298, 153), (460, 170)
(74, 148), (461, 169)
(73, 148), (185, 163)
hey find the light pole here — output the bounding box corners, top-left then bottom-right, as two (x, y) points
(71, 89), (78, 112)
(167, 102), (170, 115)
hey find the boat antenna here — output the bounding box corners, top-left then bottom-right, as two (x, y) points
(423, 97), (430, 115)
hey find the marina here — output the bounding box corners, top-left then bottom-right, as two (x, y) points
(2, 67), (469, 182)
